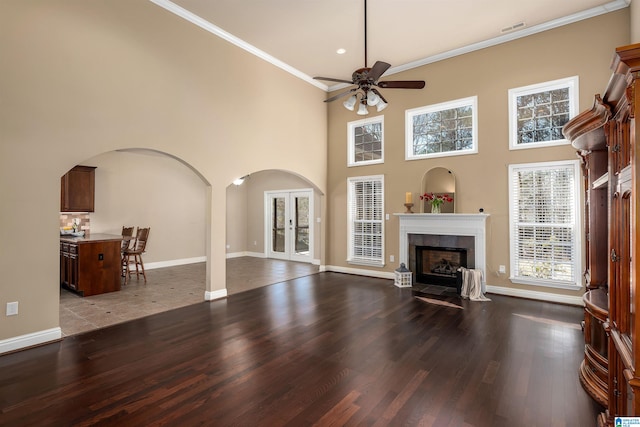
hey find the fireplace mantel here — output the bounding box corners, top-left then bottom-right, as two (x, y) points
(394, 213), (490, 288)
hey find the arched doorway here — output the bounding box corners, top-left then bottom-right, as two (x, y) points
(59, 149), (210, 336)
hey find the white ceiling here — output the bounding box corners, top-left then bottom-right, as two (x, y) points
(151, 0), (629, 91)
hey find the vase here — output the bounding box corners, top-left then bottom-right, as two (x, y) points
(431, 203), (441, 214)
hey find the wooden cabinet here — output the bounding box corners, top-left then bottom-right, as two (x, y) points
(60, 242), (79, 290)
(563, 43), (640, 425)
(60, 234), (122, 297)
(61, 165), (96, 212)
(580, 288), (609, 407)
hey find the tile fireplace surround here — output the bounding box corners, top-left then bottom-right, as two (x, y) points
(395, 213), (490, 289)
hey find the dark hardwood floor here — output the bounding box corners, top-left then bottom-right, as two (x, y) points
(0, 272), (601, 426)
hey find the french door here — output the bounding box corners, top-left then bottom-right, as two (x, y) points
(266, 190), (312, 262)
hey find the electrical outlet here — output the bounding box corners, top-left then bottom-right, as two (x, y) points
(6, 302), (18, 316)
(254, 241), (257, 246)
(385, 214), (390, 220)
(390, 255), (395, 262)
(226, 244), (230, 249)
(499, 265), (506, 273)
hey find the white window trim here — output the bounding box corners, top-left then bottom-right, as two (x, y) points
(508, 76), (579, 150)
(347, 175), (385, 267)
(508, 160), (582, 290)
(405, 96), (478, 161)
(347, 116), (384, 167)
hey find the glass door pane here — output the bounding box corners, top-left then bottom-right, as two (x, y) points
(294, 195), (310, 256)
(272, 196), (286, 254)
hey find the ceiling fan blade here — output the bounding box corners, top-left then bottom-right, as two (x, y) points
(313, 76), (354, 84)
(378, 80), (426, 89)
(324, 88), (356, 103)
(368, 61), (391, 82)
(371, 88), (388, 104)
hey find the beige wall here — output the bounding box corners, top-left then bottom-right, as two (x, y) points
(86, 150), (207, 264)
(0, 0), (327, 345)
(632, 0), (640, 43)
(325, 10), (630, 299)
(226, 182), (249, 254)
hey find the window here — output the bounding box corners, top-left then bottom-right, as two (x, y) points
(405, 96), (478, 160)
(348, 116), (384, 166)
(347, 175), (384, 267)
(508, 76), (578, 150)
(508, 160), (582, 289)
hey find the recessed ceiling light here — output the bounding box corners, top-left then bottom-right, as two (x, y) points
(336, 48), (346, 55)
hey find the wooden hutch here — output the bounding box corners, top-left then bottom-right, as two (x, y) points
(563, 43), (640, 425)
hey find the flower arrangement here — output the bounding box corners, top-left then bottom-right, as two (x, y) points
(420, 192), (453, 213)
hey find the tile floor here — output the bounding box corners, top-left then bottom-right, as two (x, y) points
(59, 257), (319, 337)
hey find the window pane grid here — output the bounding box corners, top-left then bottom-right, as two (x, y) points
(510, 77), (577, 149)
(412, 105), (473, 155)
(349, 118), (384, 166)
(406, 97), (477, 159)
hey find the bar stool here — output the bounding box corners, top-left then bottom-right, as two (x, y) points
(122, 227), (150, 284)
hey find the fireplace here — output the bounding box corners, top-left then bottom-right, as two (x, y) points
(416, 246), (467, 288)
(395, 213), (489, 291)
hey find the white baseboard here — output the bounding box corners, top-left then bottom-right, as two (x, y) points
(226, 251), (266, 259)
(204, 289), (228, 301)
(0, 327), (62, 355)
(144, 256), (206, 270)
(324, 265), (395, 280)
(485, 284), (583, 306)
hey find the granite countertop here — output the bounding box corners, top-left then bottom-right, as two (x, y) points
(60, 233), (123, 243)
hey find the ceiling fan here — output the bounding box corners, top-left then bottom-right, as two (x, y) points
(313, 0), (425, 114)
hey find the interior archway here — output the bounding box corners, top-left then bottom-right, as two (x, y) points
(59, 155), (324, 335)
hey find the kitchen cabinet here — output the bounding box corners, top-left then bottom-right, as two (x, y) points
(61, 165), (96, 212)
(60, 234), (122, 297)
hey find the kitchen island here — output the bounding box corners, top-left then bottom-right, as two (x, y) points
(60, 233), (122, 296)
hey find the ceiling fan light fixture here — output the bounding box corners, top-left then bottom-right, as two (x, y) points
(312, 0), (425, 115)
(366, 91), (380, 106)
(343, 94), (357, 111)
(357, 101), (369, 116)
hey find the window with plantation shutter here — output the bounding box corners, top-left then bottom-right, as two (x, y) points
(508, 160), (582, 289)
(347, 175), (384, 267)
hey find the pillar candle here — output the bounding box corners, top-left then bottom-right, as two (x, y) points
(405, 192), (412, 204)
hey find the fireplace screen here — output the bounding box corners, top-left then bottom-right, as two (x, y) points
(415, 246), (467, 287)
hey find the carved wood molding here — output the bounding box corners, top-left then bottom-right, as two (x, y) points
(562, 94), (610, 150)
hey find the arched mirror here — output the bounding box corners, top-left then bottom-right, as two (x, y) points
(421, 167), (455, 213)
